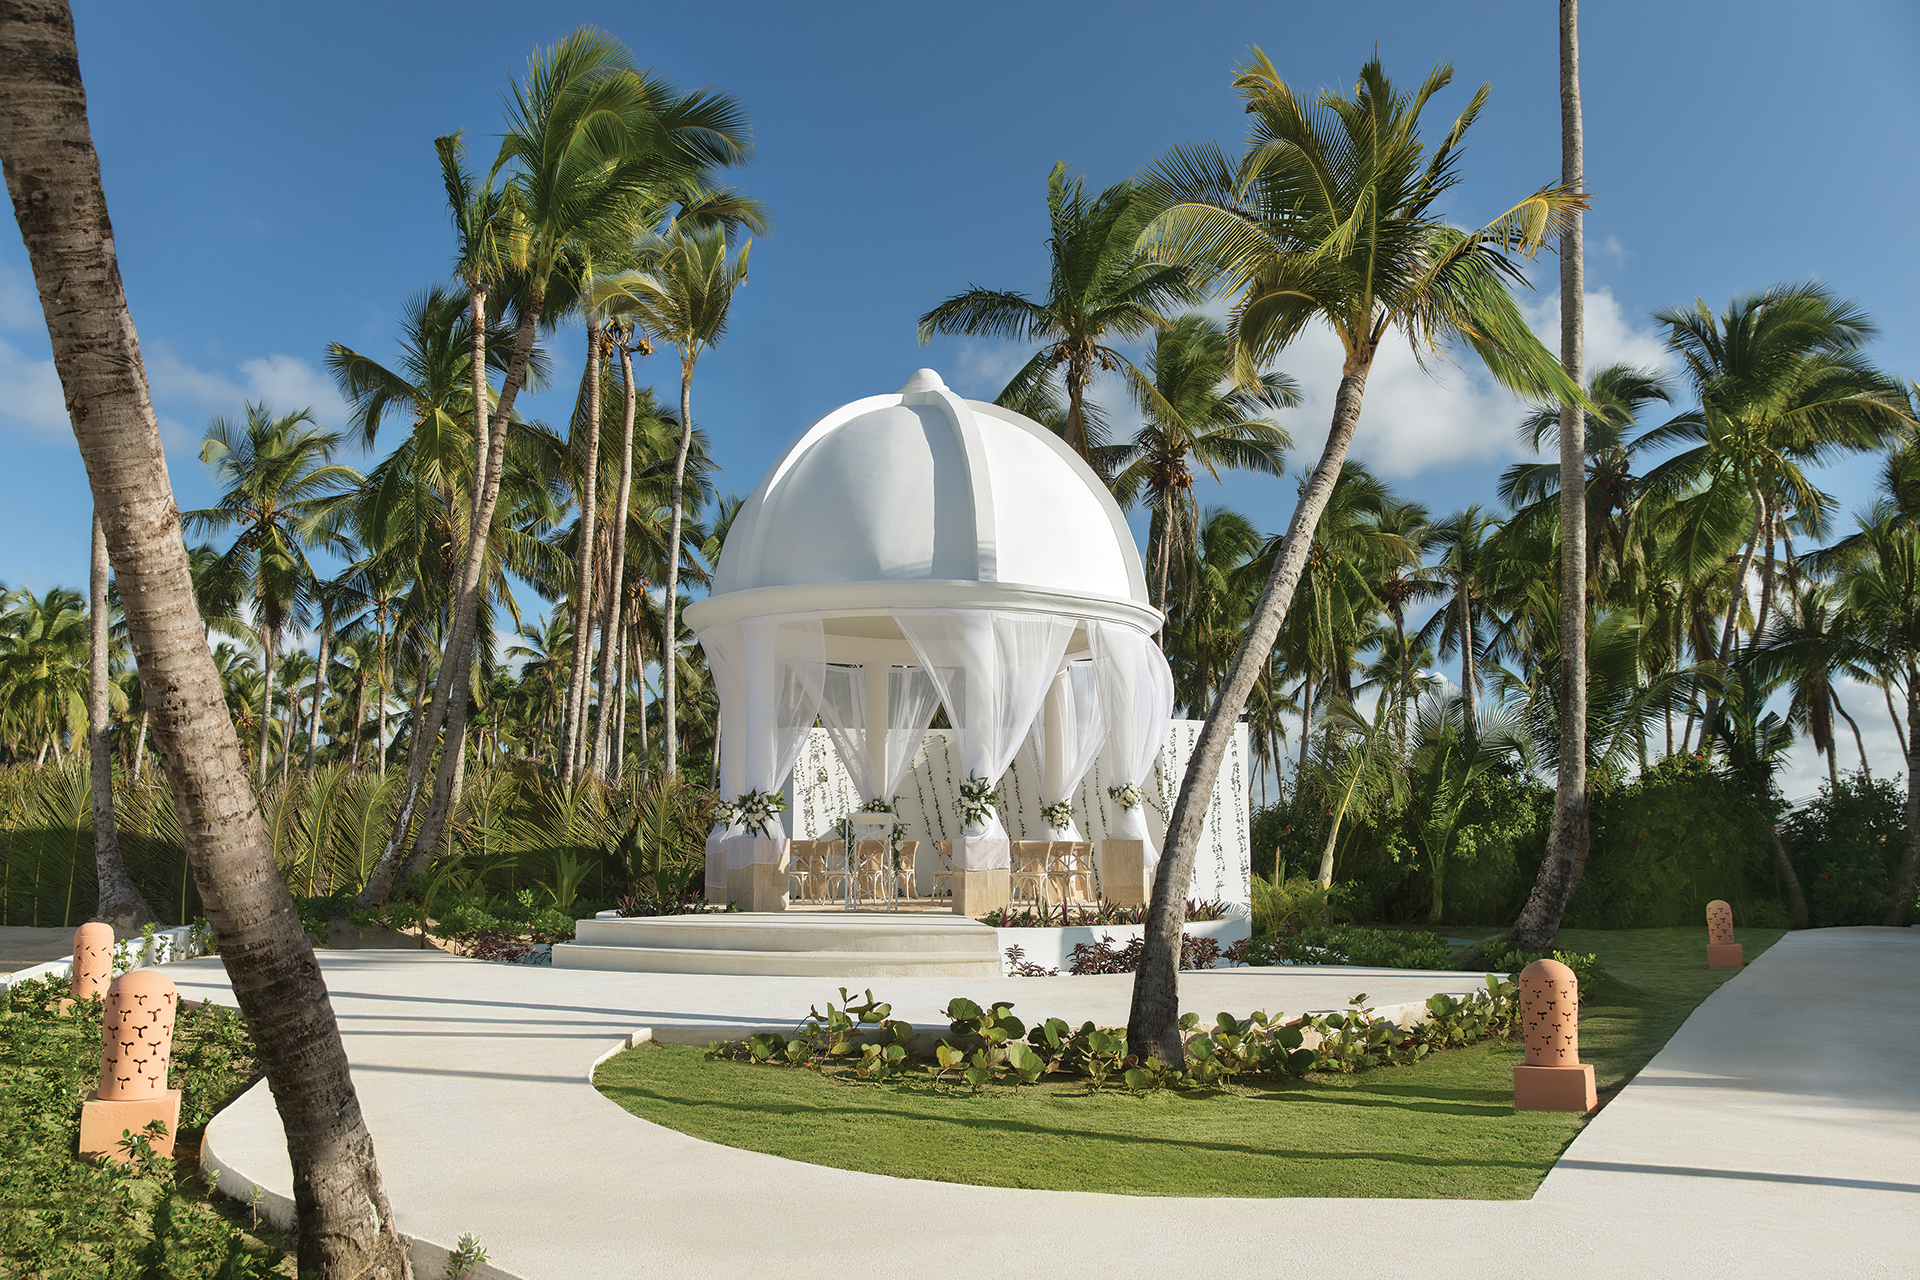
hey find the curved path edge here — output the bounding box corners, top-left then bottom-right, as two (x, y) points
(191, 930), (1919, 1279)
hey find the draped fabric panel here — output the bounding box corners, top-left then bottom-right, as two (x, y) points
(883, 667), (941, 799)
(1030, 658), (1109, 837)
(814, 665), (879, 800)
(1091, 622), (1176, 860)
(736, 614), (826, 857)
(892, 609), (1074, 854)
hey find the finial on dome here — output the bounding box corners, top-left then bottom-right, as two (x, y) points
(900, 368), (947, 394)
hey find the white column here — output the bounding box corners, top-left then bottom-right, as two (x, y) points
(863, 662), (890, 802)
(1041, 669), (1070, 807)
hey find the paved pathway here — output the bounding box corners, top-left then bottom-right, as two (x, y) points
(187, 928), (1919, 1279)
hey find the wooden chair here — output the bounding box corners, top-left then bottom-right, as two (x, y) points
(893, 840), (921, 900)
(854, 839), (893, 905)
(1049, 840), (1095, 905)
(787, 841), (829, 902)
(932, 841), (956, 900)
(1011, 840), (1051, 906)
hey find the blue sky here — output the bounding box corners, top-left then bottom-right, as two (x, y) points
(2, 1), (1915, 796)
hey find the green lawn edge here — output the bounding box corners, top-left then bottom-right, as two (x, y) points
(594, 927), (1782, 1199)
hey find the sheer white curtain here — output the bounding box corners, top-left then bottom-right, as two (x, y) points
(1031, 658), (1108, 837)
(893, 609), (1074, 866)
(729, 614), (825, 866)
(1092, 621), (1175, 861)
(815, 665), (878, 799)
(696, 622), (749, 890)
(816, 663), (941, 804)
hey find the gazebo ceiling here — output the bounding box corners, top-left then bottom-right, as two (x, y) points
(684, 369), (1160, 642)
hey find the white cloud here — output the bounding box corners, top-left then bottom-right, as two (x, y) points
(0, 336), (68, 439)
(144, 343), (350, 447)
(0, 263), (39, 331)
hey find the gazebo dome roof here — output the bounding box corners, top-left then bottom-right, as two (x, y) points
(686, 370), (1158, 636)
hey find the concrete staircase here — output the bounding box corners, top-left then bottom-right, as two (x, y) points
(552, 912), (1003, 978)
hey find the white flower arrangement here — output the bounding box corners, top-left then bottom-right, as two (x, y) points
(1107, 782), (1145, 811)
(733, 788), (787, 836)
(1041, 798), (1076, 831)
(955, 773), (1001, 829)
(859, 797), (906, 857)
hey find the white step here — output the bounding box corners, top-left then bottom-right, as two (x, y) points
(551, 942), (1002, 979)
(571, 914), (1000, 956)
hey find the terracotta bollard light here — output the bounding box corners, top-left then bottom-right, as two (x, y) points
(1513, 958), (1597, 1113)
(64, 921), (115, 1012)
(1706, 900), (1744, 969)
(77, 969), (182, 1163)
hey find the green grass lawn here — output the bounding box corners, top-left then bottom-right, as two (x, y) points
(595, 926), (1781, 1199)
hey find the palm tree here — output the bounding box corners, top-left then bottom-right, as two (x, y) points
(0, 10), (407, 1266)
(184, 403), (358, 787)
(1746, 581), (1876, 792)
(1122, 52), (1584, 1064)
(369, 29), (755, 905)
(1108, 313), (1295, 622)
(1416, 506), (1503, 741)
(1513, 0), (1592, 956)
(607, 218), (750, 778)
(0, 585), (92, 764)
(1830, 507), (1920, 925)
(1640, 283), (1910, 737)
(1311, 695), (1405, 886)
(1406, 696), (1530, 923)
(918, 160), (1202, 459)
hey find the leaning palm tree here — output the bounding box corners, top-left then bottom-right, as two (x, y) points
(1122, 52), (1585, 1064)
(607, 218), (750, 778)
(1107, 312), (1296, 620)
(0, 6), (408, 1266)
(183, 403), (358, 787)
(918, 160), (1202, 459)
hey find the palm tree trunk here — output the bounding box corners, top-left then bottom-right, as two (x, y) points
(559, 328), (603, 783)
(1704, 507), (1765, 738)
(362, 273), (547, 908)
(0, 10), (408, 1266)
(1751, 506), (1777, 657)
(257, 624), (277, 789)
(662, 356), (695, 778)
(1296, 676), (1314, 783)
(90, 508), (154, 928)
(1127, 356), (1372, 1067)
(1884, 680), (1908, 757)
(375, 616), (388, 773)
(591, 335), (639, 780)
(402, 630), (475, 882)
(1832, 692), (1870, 781)
(1458, 588), (1476, 741)
(612, 619), (629, 785)
(632, 618), (648, 780)
(1507, 0), (1587, 953)
(307, 618), (328, 769)
(1063, 348), (1091, 459)
(1427, 850), (1447, 924)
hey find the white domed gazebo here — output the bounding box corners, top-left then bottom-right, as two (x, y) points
(682, 369), (1175, 914)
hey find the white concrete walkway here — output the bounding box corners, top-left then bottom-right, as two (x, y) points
(186, 929), (1920, 1279)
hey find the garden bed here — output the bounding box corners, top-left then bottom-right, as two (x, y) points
(593, 926), (1782, 1198)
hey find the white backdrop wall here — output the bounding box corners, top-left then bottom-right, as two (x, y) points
(788, 720), (1251, 907)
